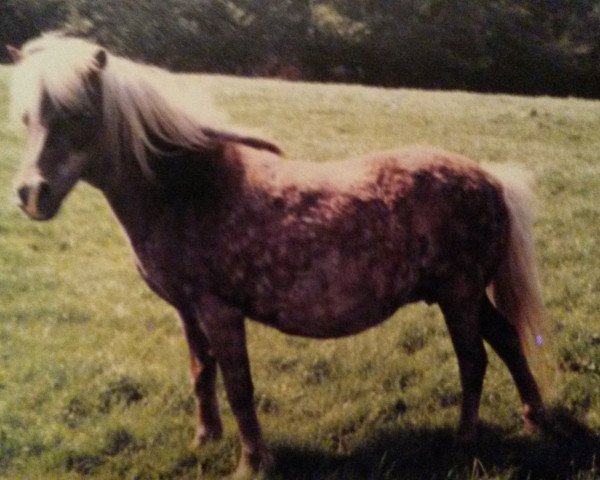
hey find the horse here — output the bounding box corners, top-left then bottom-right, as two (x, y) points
(8, 34), (551, 477)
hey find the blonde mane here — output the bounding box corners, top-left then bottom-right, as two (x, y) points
(10, 34), (227, 177)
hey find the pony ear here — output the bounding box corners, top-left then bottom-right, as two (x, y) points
(6, 45), (22, 63)
(94, 49), (107, 70)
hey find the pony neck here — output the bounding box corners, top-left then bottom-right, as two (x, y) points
(98, 140), (244, 242)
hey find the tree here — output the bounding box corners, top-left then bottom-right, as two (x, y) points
(0, 0), (68, 61)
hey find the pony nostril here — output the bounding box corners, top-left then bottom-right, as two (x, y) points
(38, 181), (51, 201)
(17, 186), (30, 206)
(17, 181), (52, 213)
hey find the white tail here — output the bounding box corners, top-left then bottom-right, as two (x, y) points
(485, 165), (554, 393)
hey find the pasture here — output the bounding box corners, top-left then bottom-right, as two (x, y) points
(0, 64), (599, 479)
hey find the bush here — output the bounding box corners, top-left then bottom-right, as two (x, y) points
(0, 0), (69, 61)
(2, 0), (600, 97)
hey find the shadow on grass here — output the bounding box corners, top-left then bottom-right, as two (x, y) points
(267, 408), (599, 479)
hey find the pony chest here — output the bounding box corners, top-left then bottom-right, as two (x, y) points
(131, 231), (210, 304)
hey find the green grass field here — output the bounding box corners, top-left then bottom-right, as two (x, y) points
(1, 65), (599, 479)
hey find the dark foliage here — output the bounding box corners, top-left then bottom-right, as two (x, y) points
(0, 0), (68, 55)
(3, 0), (600, 97)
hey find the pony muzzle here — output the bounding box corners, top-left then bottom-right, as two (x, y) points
(16, 180), (54, 220)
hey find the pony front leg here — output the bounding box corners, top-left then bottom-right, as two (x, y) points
(178, 308), (223, 444)
(194, 297), (270, 477)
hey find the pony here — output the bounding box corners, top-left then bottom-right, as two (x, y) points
(8, 34), (551, 477)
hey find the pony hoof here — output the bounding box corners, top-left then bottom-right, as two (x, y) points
(522, 405), (547, 434)
(456, 433), (477, 449)
(230, 447), (273, 479)
(455, 424), (479, 449)
(195, 426), (223, 447)
(457, 424), (478, 444)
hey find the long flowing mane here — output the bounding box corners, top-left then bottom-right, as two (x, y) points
(10, 34), (275, 177)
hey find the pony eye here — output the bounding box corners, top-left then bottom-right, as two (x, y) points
(22, 113), (30, 126)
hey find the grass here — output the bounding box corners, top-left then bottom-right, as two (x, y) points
(1, 64), (600, 479)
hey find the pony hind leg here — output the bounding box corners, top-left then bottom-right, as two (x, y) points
(178, 308), (223, 445)
(478, 295), (546, 432)
(439, 295), (488, 442)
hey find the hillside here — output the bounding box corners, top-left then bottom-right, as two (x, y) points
(1, 67), (599, 478)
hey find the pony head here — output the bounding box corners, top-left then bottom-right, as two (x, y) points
(10, 35), (108, 220)
(9, 33), (222, 220)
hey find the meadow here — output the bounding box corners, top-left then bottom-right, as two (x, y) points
(0, 65), (599, 479)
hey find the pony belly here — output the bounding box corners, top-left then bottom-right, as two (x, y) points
(247, 265), (414, 338)
(256, 296), (401, 338)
